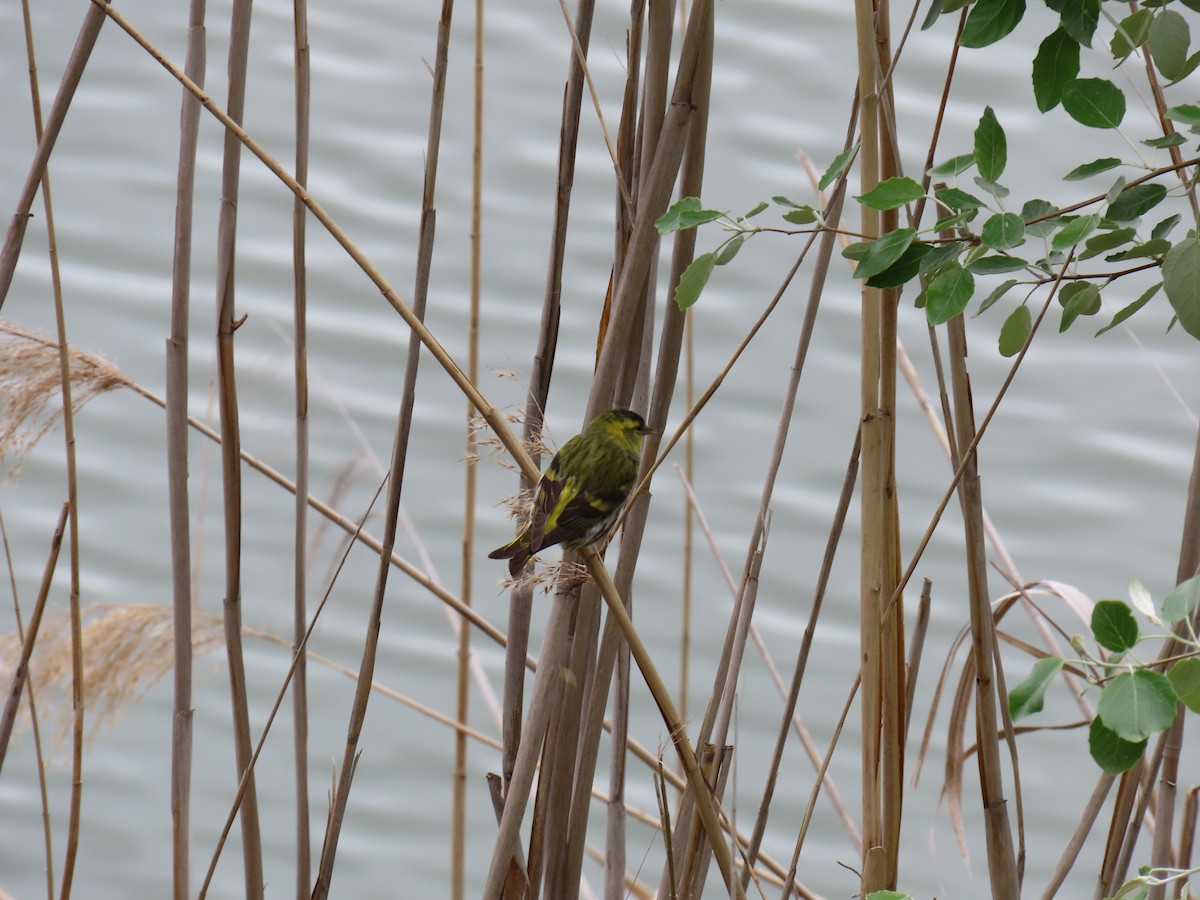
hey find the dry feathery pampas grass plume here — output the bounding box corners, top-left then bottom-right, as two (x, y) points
(0, 318), (129, 479)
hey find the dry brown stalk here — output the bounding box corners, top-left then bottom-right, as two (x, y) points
(0, 1), (110, 310)
(289, 0), (312, 895)
(164, 0), (206, 892)
(946, 289), (1019, 897)
(211, 0), (264, 892)
(0, 503), (67, 774)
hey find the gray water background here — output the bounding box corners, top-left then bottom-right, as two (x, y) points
(1, 0), (1198, 896)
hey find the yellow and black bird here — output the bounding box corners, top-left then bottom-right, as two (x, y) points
(489, 409), (647, 577)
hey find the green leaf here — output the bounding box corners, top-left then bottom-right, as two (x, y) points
(999, 304), (1032, 356)
(1033, 29), (1082, 112)
(713, 234), (746, 266)
(1097, 669), (1178, 743)
(928, 153), (977, 178)
(936, 187), (987, 210)
(853, 228), (918, 280)
(674, 253), (716, 310)
(925, 264), (975, 325)
(1064, 157), (1123, 181)
(1091, 600), (1141, 653)
(1079, 227), (1136, 260)
(782, 206), (820, 225)
(1089, 717), (1147, 774)
(1107, 184), (1169, 223)
(969, 255), (1029, 275)
(1166, 656), (1200, 714)
(1061, 0), (1099, 47)
(865, 892), (914, 900)
(856, 176), (927, 211)
(974, 107), (1007, 183)
(1162, 237), (1200, 339)
(922, 0), (946, 30)
(918, 241), (968, 274)
(1009, 656), (1065, 720)
(974, 176), (1009, 199)
(744, 201), (770, 218)
(866, 242), (932, 288)
(1165, 103), (1200, 126)
(1022, 199), (1061, 237)
(657, 197), (725, 234)
(1162, 574), (1200, 624)
(961, 0), (1027, 48)
(1096, 282), (1161, 335)
(1062, 78), (1127, 128)
(1168, 657), (1200, 714)
(1153, 214), (1181, 240)
(819, 141), (860, 192)
(1112, 9), (1153, 61)
(981, 212), (1026, 250)
(976, 278), (1021, 315)
(1105, 238), (1171, 261)
(1060, 282), (1102, 331)
(1142, 133), (1187, 149)
(1052, 213), (1101, 250)
(1148, 10), (1194, 81)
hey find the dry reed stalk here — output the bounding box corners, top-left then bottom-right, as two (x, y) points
(165, 0), (206, 893)
(605, 6), (690, 895)
(1179, 786), (1199, 897)
(581, 549), (744, 899)
(13, 11), (89, 891)
(945, 284), (1019, 896)
(0, 2), (109, 309)
(290, 0), (312, 893)
(782, 673), (862, 900)
(0, 503), (67, 774)
(500, 0), (598, 798)
(740, 426), (863, 885)
(200, 482), (385, 898)
(310, 154), (440, 894)
(1040, 773), (1115, 899)
(455, 0), (483, 894)
(211, 0), (264, 892)
(0, 507), (56, 900)
(852, 0), (888, 889)
(905, 580), (932, 736)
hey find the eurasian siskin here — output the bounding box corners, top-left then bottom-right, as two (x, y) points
(489, 408), (647, 576)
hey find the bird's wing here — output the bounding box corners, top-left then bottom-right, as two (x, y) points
(528, 462), (564, 551)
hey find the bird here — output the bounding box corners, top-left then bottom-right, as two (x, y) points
(489, 408), (648, 577)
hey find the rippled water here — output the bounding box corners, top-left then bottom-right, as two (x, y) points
(1, 1), (1198, 897)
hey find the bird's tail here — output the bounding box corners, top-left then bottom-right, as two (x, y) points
(488, 539), (533, 578)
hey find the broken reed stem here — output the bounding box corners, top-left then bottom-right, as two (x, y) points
(291, 0), (312, 892)
(165, 0), (206, 893)
(454, 0), (483, 895)
(0, 503), (67, 774)
(212, 0), (265, 892)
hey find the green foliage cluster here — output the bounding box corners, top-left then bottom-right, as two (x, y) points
(657, 0), (1200, 355)
(1008, 575), (1200, 774)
